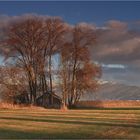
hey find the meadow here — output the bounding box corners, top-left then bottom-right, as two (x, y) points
(0, 107), (140, 139)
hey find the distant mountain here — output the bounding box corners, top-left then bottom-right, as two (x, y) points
(81, 82), (140, 100)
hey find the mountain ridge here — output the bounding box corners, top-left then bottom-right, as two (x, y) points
(81, 82), (140, 100)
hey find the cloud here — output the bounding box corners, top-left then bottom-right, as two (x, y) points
(102, 64), (126, 69)
(0, 16), (139, 66)
(0, 16), (139, 65)
(102, 66), (140, 86)
(78, 22), (96, 30)
(0, 13), (58, 31)
(105, 20), (127, 30)
(91, 20), (140, 66)
(0, 15), (140, 85)
(88, 20), (140, 86)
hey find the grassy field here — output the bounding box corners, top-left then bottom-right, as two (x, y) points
(0, 108), (140, 139)
(76, 100), (140, 108)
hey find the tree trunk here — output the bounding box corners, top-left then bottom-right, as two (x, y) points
(49, 54), (53, 105)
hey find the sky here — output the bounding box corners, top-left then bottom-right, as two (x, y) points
(0, 1), (140, 24)
(0, 1), (140, 86)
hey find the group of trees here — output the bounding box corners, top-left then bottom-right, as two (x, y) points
(0, 16), (101, 108)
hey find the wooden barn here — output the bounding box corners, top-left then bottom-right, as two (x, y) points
(36, 91), (62, 109)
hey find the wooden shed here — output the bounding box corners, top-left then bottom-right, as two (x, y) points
(36, 91), (62, 109)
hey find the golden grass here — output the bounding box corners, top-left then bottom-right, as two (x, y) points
(0, 107), (139, 139)
(0, 102), (46, 110)
(76, 100), (140, 108)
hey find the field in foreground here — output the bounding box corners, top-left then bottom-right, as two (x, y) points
(0, 108), (140, 139)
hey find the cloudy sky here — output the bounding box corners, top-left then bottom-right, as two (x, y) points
(0, 1), (140, 86)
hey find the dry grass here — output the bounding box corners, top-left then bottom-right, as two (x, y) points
(0, 107), (140, 139)
(0, 102), (46, 110)
(76, 100), (140, 108)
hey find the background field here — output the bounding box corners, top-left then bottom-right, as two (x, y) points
(0, 107), (140, 139)
(76, 100), (140, 108)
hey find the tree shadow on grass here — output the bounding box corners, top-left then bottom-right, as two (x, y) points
(0, 127), (111, 139)
(0, 116), (140, 129)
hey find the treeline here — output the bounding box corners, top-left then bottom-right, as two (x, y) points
(0, 16), (101, 108)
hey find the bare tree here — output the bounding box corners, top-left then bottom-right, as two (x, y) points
(45, 18), (65, 88)
(0, 15), (102, 108)
(0, 66), (28, 103)
(5, 18), (47, 104)
(60, 24), (101, 108)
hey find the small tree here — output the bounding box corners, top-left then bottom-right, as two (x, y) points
(0, 66), (28, 103)
(75, 62), (101, 103)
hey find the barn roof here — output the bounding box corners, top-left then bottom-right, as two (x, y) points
(37, 91), (62, 101)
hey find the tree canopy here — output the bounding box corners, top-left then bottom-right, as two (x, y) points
(0, 15), (101, 108)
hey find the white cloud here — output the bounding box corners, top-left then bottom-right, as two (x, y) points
(102, 64), (126, 69)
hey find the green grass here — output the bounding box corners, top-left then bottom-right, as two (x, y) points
(0, 108), (140, 139)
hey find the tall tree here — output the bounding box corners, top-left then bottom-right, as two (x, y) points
(5, 18), (47, 104)
(45, 18), (65, 89)
(60, 24), (101, 108)
(0, 15), (102, 108)
(44, 17), (66, 104)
